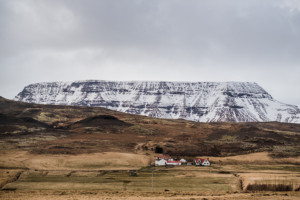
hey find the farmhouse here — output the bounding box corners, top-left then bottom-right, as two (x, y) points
(155, 155), (184, 166)
(166, 160), (181, 166)
(194, 158), (210, 166)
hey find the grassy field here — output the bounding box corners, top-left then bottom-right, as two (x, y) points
(1, 165), (300, 200)
(1, 152), (300, 199)
(2, 167), (238, 193)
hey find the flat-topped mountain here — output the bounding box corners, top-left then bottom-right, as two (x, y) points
(15, 80), (300, 123)
(2, 95), (300, 157)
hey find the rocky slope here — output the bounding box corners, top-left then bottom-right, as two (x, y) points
(14, 81), (300, 123)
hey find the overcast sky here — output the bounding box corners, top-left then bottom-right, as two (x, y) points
(0, 0), (299, 105)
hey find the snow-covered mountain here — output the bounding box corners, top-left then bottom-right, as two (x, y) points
(14, 80), (300, 123)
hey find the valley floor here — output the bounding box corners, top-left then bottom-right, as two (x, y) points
(1, 190), (300, 200)
(1, 96), (300, 199)
(1, 151), (300, 199)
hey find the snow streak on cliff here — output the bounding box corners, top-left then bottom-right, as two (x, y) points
(15, 81), (300, 123)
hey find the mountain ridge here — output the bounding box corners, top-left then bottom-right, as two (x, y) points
(14, 80), (300, 123)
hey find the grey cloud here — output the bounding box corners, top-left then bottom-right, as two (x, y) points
(0, 0), (299, 105)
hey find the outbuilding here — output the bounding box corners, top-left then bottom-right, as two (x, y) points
(194, 158), (210, 166)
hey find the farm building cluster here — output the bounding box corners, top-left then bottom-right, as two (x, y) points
(155, 155), (210, 166)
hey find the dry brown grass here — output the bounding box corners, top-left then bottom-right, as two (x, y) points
(239, 173), (300, 191)
(209, 152), (300, 165)
(0, 151), (150, 170)
(0, 169), (23, 189)
(1, 188), (300, 200)
(1, 152), (300, 199)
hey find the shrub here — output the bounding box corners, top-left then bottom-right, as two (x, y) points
(246, 183), (294, 191)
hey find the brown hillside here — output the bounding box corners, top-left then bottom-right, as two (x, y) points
(0, 96), (300, 158)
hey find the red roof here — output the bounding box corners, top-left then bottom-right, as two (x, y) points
(167, 160), (181, 164)
(194, 158), (209, 163)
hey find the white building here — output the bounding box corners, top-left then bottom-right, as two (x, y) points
(202, 159), (210, 166)
(194, 158), (210, 166)
(166, 160), (181, 166)
(155, 159), (167, 166)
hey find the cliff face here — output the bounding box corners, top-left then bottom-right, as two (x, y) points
(15, 80), (300, 123)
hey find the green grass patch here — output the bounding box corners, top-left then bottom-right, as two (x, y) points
(4, 169), (238, 192)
